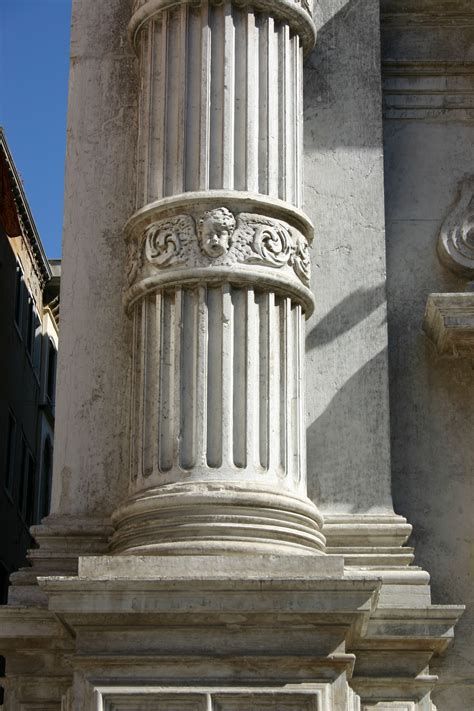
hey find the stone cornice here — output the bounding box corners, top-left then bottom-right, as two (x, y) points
(380, 0), (474, 27)
(0, 128), (51, 286)
(424, 292), (474, 357)
(382, 62), (474, 121)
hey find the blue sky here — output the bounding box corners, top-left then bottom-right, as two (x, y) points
(0, 0), (72, 259)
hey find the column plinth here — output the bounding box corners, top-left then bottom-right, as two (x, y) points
(110, 0), (324, 555)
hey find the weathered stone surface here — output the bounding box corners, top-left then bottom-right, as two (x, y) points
(50, 0), (138, 518)
(0, 0), (471, 708)
(304, 0), (393, 515)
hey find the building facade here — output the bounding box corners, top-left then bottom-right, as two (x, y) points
(0, 129), (60, 603)
(0, 1), (472, 710)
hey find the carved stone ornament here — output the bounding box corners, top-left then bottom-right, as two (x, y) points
(437, 176), (474, 279)
(132, 209), (311, 285)
(126, 239), (142, 286)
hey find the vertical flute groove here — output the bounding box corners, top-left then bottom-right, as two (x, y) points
(285, 27), (295, 204)
(153, 14), (168, 200)
(281, 298), (289, 480)
(164, 8), (184, 196)
(268, 293), (281, 474)
(296, 303), (303, 486)
(287, 299), (296, 485)
(130, 304), (139, 480)
(246, 12), (259, 193)
(199, 2), (211, 191)
(296, 38), (303, 208)
(143, 295), (157, 477)
(175, 4), (188, 194)
(209, 3), (225, 188)
(180, 289), (197, 469)
(136, 35), (146, 207)
(278, 24), (287, 201)
(144, 22), (155, 202)
(172, 289), (183, 466)
(195, 286), (208, 466)
(232, 288), (247, 468)
(246, 289), (260, 471)
(258, 291), (269, 469)
(186, 6), (202, 191)
(138, 299), (148, 479)
(234, 7), (246, 191)
(207, 287), (223, 467)
(153, 292), (162, 476)
(258, 16), (269, 195)
(159, 291), (177, 471)
(268, 17), (279, 198)
(222, 2), (235, 189)
(221, 285), (234, 467)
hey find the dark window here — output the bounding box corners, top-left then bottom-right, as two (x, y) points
(14, 264), (23, 329)
(19, 439), (35, 526)
(32, 312), (42, 374)
(4, 412), (16, 494)
(26, 297), (34, 356)
(0, 562), (9, 604)
(47, 340), (57, 407)
(40, 437), (53, 520)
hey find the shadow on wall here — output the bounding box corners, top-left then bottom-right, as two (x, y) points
(305, 0), (383, 152)
(306, 284), (386, 350)
(306, 349), (391, 512)
(305, 284), (389, 511)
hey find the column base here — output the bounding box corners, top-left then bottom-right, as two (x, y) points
(110, 481), (325, 556)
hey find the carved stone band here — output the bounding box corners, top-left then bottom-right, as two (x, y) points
(125, 208), (313, 312)
(129, 0), (316, 56)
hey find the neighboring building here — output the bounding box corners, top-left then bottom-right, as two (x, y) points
(0, 128), (60, 605)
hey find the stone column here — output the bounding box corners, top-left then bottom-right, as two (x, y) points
(110, 0), (325, 555)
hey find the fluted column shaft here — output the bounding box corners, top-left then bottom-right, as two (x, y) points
(134, 1), (306, 205)
(111, 0), (323, 555)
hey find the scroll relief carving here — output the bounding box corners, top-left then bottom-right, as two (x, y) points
(437, 177), (474, 279)
(129, 208), (311, 286)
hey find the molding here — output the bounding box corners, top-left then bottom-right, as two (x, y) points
(0, 127), (52, 286)
(110, 482), (326, 556)
(380, 0), (474, 28)
(7, 515), (112, 606)
(323, 513), (414, 569)
(90, 685), (332, 711)
(125, 192), (314, 243)
(382, 62), (474, 121)
(129, 0), (316, 56)
(423, 293), (474, 357)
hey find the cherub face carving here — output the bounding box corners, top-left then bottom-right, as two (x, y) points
(198, 207), (236, 258)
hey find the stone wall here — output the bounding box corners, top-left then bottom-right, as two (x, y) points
(304, 0), (393, 515)
(381, 1), (474, 708)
